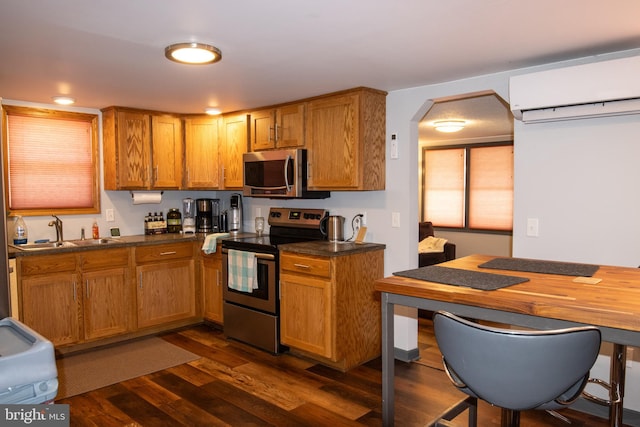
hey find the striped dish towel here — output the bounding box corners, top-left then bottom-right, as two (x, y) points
(201, 233), (230, 254)
(227, 249), (258, 293)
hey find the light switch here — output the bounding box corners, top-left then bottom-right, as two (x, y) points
(526, 218), (539, 237)
(391, 212), (401, 228)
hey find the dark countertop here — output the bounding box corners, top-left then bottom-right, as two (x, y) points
(8, 233), (211, 257)
(279, 240), (385, 257)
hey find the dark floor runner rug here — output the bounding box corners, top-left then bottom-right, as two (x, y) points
(55, 337), (199, 400)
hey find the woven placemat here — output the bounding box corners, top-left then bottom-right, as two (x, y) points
(393, 265), (529, 291)
(479, 257), (599, 277)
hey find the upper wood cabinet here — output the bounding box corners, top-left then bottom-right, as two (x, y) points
(250, 103), (305, 151)
(220, 113), (249, 189)
(306, 88), (386, 191)
(102, 107), (182, 190)
(184, 116), (221, 189)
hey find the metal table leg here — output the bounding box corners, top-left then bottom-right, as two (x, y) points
(609, 344), (626, 427)
(381, 293), (395, 426)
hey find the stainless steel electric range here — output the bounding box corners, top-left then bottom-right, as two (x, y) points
(221, 207), (328, 354)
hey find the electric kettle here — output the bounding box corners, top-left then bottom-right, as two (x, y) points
(321, 215), (345, 242)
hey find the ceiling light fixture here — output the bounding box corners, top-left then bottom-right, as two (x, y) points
(205, 107), (222, 115)
(165, 42), (222, 65)
(433, 120), (466, 133)
(52, 96), (75, 105)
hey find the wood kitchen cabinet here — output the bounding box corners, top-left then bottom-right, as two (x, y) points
(135, 242), (197, 329)
(220, 112), (249, 189)
(102, 107), (182, 190)
(279, 246), (384, 371)
(201, 247), (224, 323)
(184, 116), (222, 189)
(250, 103), (305, 151)
(80, 248), (132, 341)
(19, 253), (80, 347)
(306, 88), (386, 191)
(18, 248), (133, 346)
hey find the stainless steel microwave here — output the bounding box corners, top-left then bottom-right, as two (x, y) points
(243, 149), (330, 199)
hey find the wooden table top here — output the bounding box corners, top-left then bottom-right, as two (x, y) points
(375, 254), (640, 333)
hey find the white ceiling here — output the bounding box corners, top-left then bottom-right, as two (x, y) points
(1, 0), (640, 115)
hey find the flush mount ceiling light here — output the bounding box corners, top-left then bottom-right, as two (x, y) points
(433, 120), (466, 133)
(205, 107), (222, 115)
(165, 42), (222, 65)
(52, 96), (75, 105)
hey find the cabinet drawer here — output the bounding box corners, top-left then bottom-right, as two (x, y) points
(135, 242), (194, 263)
(81, 247), (130, 270)
(280, 252), (330, 278)
(20, 253), (77, 276)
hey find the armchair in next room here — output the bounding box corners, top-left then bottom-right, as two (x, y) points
(418, 221), (456, 267)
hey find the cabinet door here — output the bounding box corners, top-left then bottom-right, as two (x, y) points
(151, 115), (182, 189)
(280, 272), (334, 359)
(184, 116), (221, 189)
(83, 267), (131, 340)
(250, 109), (275, 151)
(221, 113), (248, 189)
(136, 259), (196, 328)
(116, 110), (151, 188)
(275, 103), (305, 149)
(306, 94), (360, 189)
(21, 272), (81, 346)
(202, 252), (223, 323)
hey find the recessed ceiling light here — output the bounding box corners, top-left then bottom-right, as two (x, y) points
(433, 120), (466, 133)
(52, 96), (75, 105)
(165, 42), (222, 65)
(205, 107), (222, 115)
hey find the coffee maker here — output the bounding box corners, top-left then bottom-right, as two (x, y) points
(229, 193), (243, 235)
(196, 198), (220, 233)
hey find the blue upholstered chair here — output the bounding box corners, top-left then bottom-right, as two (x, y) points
(431, 311), (601, 427)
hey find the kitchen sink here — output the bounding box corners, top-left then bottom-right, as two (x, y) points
(10, 241), (78, 251)
(71, 238), (118, 246)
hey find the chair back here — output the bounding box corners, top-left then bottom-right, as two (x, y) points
(433, 311), (601, 411)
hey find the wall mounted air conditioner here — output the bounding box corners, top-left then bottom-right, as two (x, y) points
(510, 55), (640, 123)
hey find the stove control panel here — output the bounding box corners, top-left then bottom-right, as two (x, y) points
(268, 207), (328, 229)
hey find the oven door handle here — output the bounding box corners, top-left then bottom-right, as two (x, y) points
(221, 248), (275, 260)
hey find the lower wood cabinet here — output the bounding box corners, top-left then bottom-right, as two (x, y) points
(201, 247), (224, 323)
(81, 249), (132, 340)
(279, 247), (384, 371)
(19, 248), (132, 347)
(135, 242), (197, 329)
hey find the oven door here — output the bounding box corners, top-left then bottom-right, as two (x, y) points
(222, 249), (277, 314)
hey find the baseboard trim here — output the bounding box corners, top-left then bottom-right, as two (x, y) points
(394, 347), (420, 362)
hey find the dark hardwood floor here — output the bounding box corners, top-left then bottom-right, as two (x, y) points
(57, 319), (620, 426)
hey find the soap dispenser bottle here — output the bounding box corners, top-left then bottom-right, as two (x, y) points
(13, 216), (28, 245)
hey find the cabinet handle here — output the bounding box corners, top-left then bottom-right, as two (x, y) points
(154, 166), (158, 181)
(73, 281), (77, 301)
(139, 272), (143, 289)
(274, 123), (279, 142)
(293, 263), (310, 269)
(221, 166), (225, 185)
(269, 126), (273, 142)
(160, 251), (177, 256)
(216, 270), (221, 286)
(85, 279), (90, 298)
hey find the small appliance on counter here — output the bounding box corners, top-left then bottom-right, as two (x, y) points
(321, 215), (345, 242)
(229, 193), (243, 235)
(196, 198), (220, 233)
(182, 198), (196, 234)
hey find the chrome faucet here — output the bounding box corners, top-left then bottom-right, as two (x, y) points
(48, 215), (64, 242)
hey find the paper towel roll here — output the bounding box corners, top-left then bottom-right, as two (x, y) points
(131, 191), (162, 205)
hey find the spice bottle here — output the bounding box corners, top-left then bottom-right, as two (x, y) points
(92, 220), (100, 239)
